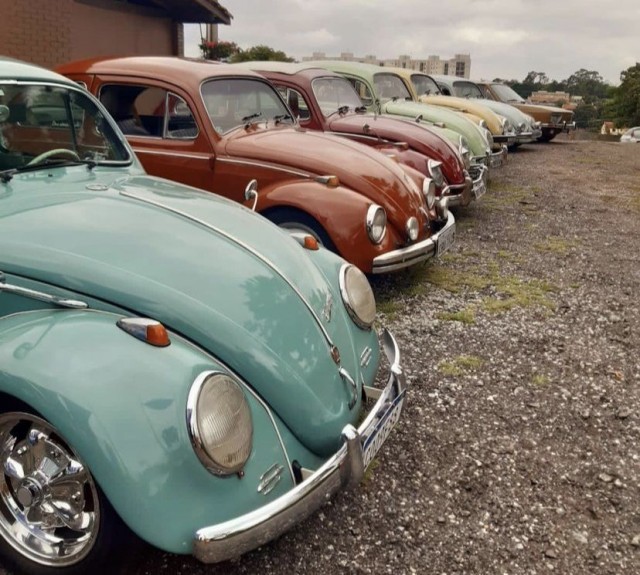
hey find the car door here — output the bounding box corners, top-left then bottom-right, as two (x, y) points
(96, 79), (215, 193)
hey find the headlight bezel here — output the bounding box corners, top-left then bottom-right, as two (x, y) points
(365, 204), (387, 244)
(422, 176), (436, 209)
(339, 264), (376, 330)
(427, 159), (445, 188)
(187, 371), (254, 476)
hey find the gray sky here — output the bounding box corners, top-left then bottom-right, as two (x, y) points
(184, 0), (639, 85)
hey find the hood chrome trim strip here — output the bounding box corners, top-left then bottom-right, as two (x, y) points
(118, 190), (338, 354)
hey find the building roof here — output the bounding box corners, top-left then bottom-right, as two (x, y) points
(149, 0), (233, 24)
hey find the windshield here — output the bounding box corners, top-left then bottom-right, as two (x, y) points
(452, 81), (485, 99)
(311, 77), (363, 116)
(201, 78), (292, 134)
(0, 82), (130, 173)
(411, 74), (441, 96)
(373, 73), (412, 102)
(490, 84), (525, 103)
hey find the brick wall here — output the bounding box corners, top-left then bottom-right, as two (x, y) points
(0, 0), (178, 69)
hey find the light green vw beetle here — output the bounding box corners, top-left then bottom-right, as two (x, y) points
(0, 58), (406, 575)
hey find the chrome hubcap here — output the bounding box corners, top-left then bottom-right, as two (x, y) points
(0, 412), (99, 566)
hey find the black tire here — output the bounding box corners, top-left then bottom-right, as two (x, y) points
(265, 207), (337, 253)
(0, 397), (137, 575)
(537, 131), (557, 143)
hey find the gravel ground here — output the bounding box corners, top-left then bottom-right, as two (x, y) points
(2, 136), (639, 575)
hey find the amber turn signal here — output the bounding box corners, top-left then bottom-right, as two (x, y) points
(117, 317), (171, 347)
(303, 235), (319, 250)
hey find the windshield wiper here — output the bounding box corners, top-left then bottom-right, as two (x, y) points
(0, 158), (98, 183)
(242, 112), (263, 126)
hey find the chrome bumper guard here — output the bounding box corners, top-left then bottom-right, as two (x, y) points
(371, 209), (455, 273)
(494, 134), (517, 145)
(445, 175), (473, 207)
(515, 131), (536, 144)
(193, 329), (406, 564)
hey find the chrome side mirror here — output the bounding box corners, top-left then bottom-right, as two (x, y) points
(244, 179), (258, 211)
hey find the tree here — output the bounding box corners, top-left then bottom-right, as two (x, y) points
(563, 69), (608, 101)
(230, 45), (295, 63)
(609, 63), (640, 127)
(199, 40), (240, 61)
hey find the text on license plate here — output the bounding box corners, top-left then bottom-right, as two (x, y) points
(362, 390), (406, 470)
(473, 179), (487, 199)
(436, 225), (455, 257)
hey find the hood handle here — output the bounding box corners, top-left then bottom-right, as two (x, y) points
(0, 272), (88, 309)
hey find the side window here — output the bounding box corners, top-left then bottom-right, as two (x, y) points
(286, 88), (311, 122)
(165, 93), (199, 139)
(347, 79), (373, 107)
(100, 85), (197, 140)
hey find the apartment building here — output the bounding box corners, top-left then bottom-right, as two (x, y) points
(303, 51), (471, 78)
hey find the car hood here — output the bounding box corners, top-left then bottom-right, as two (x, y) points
(0, 169), (373, 455)
(224, 126), (426, 228)
(327, 113), (466, 184)
(419, 95), (504, 135)
(381, 99), (490, 158)
(515, 103), (574, 121)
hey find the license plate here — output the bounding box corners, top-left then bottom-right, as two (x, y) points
(473, 178), (487, 199)
(436, 225), (455, 257)
(362, 390), (406, 470)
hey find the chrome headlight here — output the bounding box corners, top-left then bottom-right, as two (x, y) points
(366, 204), (386, 244)
(478, 119), (487, 130)
(427, 159), (445, 188)
(484, 128), (494, 148)
(422, 177), (436, 209)
(339, 264), (376, 329)
(187, 372), (253, 475)
(406, 216), (419, 241)
(517, 121), (526, 133)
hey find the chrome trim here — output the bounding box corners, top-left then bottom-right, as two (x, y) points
(365, 204), (386, 244)
(186, 372), (254, 476)
(338, 367), (358, 410)
(216, 157), (311, 179)
(119, 190), (338, 358)
(193, 328), (406, 564)
(360, 347), (373, 368)
(257, 464), (284, 496)
(134, 148), (210, 161)
(444, 174), (473, 208)
(0, 272), (88, 309)
(338, 264), (375, 330)
(370, 210), (456, 274)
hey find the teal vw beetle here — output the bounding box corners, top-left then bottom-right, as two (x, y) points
(0, 58), (406, 574)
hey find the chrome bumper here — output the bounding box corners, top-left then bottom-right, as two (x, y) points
(494, 134), (517, 145)
(193, 329), (406, 564)
(515, 131), (537, 144)
(445, 175), (473, 208)
(541, 121), (576, 133)
(489, 145), (508, 168)
(371, 209), (456, 273)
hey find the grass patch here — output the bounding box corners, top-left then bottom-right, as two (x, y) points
(439, 355), (485, 376)
(531, 374), (550, 386)
(437, 308), (476, 324)
(534, 237), (579, 254)
(377, 299), (401, 319)
(480, 277), (557, 313)
(363, 457), (380, 484)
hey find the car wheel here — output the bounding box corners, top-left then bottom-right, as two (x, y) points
(266, 207), (337, 252)
(537, 131), (557, 143)
(0, 405), (133, 575)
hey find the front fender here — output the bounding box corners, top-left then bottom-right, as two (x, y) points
(258, 180), (406, 273)
(0, 309), (297, 554)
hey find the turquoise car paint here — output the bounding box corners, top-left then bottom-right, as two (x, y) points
(1, 170), (375, 456)
(0, 58), (402, 567)
(0, 309), (296, 554)
(305, 60), (491, 164)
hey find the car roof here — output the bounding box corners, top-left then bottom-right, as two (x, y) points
(56, 56), (266, 86)
(303, 60), (398, 84)
(235, 61), (333, 76)
(0, 56), (78, 86)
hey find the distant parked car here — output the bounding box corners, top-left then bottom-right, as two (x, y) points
(476, 81), (575, 143)
(391, 68), (521, 148)
(422, 74), (541, 147)
(304, 60), (502, 172)
(620, 127), (640, 143)
(58, 57), (455, 274)
(1, 56), (406, 575)
(242, 61), (487, 207)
